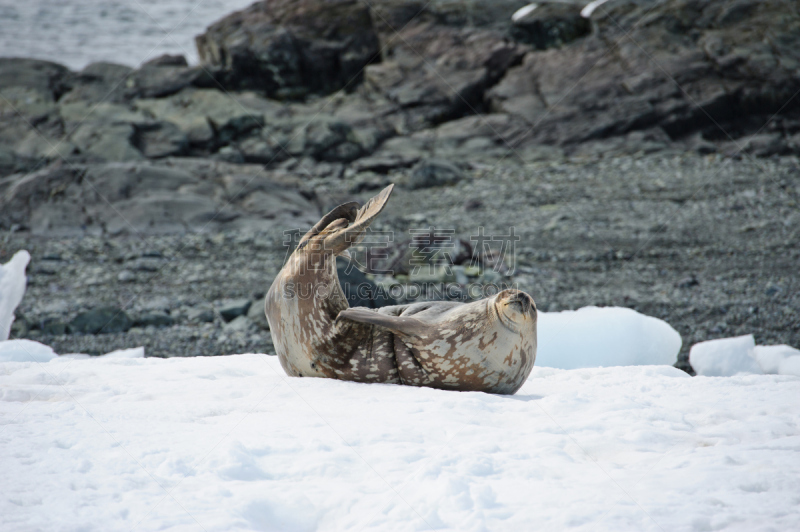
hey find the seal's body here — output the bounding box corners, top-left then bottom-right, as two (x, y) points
(265, 185), (537, 394)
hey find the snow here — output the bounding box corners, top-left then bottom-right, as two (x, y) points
(511, 3), (538, 22)
(0, 250), (30, 342)
(754, 344), (800, 375)
(690, 334), (758, 376)
(581, 0), (613, 18)
(537, 306), (682, 369)
(2, 354), (799, 531)
(0, 339), (57, 363)
(689, 336), (800, 377)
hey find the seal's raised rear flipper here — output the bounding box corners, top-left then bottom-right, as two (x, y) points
(326, 184), (394, 254)
(298, 201), (360, 250)
(337, 307), (425, 338)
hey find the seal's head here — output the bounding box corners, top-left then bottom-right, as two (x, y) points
(494, 289), (537, 331)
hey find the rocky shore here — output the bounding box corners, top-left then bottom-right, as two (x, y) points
(2, 0), (799, 372)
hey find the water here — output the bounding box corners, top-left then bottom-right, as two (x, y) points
(0, 0), (255, 70)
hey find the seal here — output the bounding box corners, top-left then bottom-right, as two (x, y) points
(265, 184), (537, 394)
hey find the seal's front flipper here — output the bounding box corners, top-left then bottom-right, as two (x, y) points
(337, 307), (425, 338)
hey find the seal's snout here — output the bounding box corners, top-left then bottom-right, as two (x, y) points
(511, 291), (535, 314)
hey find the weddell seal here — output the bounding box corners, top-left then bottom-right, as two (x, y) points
(264, 184), (537, 394)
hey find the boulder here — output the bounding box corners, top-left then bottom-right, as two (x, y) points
(195, 0), (381, 99)
(510, 2), (591, 50)
(69, 307), (133, 335)
(135, 89), (265, 146)
(487, 0), (800, 152)
(0, 58), (71, 101)
(363, 22), (527, 131)
(336, 257), (396, 308)
(59, 62), (134, 104)
(406, 159), (464, 189)
(218, 299), (252, 322)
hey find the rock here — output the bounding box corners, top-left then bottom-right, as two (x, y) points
(117, 270), (136, 283)
(135, 89), (265, 146)
(60, 62), (134, 104)
(69, 307), (133, 334)
(187, 307), (215, 324)
(0, 164), (83, 230)
(223, 315), (251, 333)
(510, 2), (591, 50)
(9, 315), (30, 338)
(0, 58), (71, 101)
(144, 54), (189, 67)
(134, 122), (189, 158)
(40, 318), (67, 336)
(196, 0), (380, 98)
(364, 23), (527, 131)
(95, 192), (236, 235)
(218, 299), (252, 322)
(487, 0), (800, 152)
(128, 63), (212, 99)
(246, 299), (270, 330)
(336, 257), (396, 308)
(134, 312), (175, 328)
(407, 159), (464, 189)
(741, 133), (788, 157)
(70, 122), (143, 162)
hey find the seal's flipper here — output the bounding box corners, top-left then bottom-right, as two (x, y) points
(337, 307), (425, 338)
(326, 184), (394, 254)
(298, 201), (360, 250)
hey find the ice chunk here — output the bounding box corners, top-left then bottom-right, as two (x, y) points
(536, 306), (682, 369)
(101, 346), (145, 359)
(0, 250), (31, 341)
(0, 339), (57, 363)
(690, 334), (760, 376)
(753, 344), (800, 374)
(779, 356), (800, 377)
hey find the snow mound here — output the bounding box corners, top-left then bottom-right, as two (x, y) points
(754, 344), (800, 375)
(537, 306), (681, 369)
(1, 355), (799, 530)
(0, 339), (57, 363)
(0, 250), (30, 341)
(690, 334), (757, 376)
(690, 336), (800, 377)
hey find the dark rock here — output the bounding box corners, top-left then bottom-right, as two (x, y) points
(246, 299), (270, 330)
(488, 0), (800, 152)
(676, 275), (699, 289)
(337, 257), (396, 308)
(10, 316), (30, 338)
(407, 159), (464, 189)
(218, 299), (252, 322)
(0, 164), (83, 230)
(144, 54), (189, 67)
(187, 307), (215, 324)
(196, 0), (381, 98)
(135, 89), (265, 147)
(60, 62), (134, 104)
(0, 58), (71, 100)
(40, 318), (67, 336)
(364, 23), (527, 131)
(134, 312), (175, 328)
(69, 307), (133, 334)
(134, 122), (189, 158)
(128, 64), (213, 99)
(510, 2), (591, 50)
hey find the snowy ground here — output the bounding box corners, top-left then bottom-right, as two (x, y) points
(2, 354), (799, 531)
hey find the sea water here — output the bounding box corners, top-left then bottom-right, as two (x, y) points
(0, 0), (255, 70)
